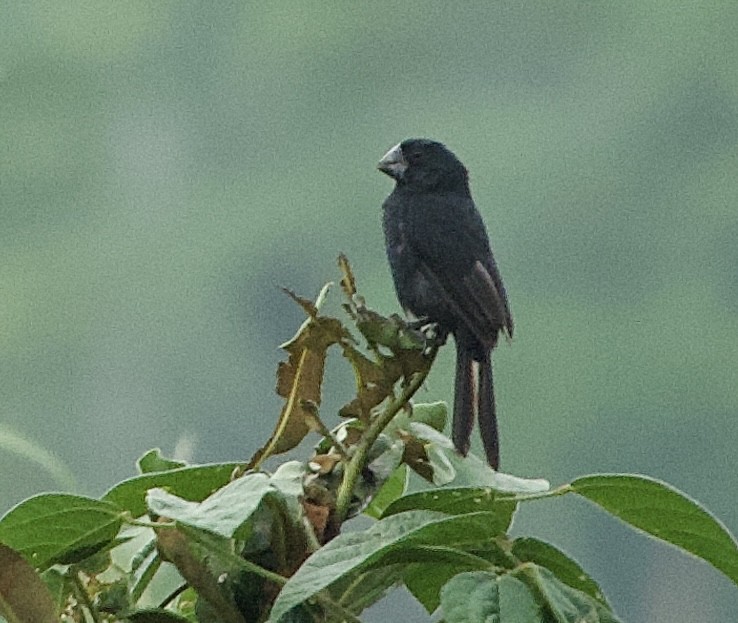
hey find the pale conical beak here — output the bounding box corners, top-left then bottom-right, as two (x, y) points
(377, 143), (407, 180)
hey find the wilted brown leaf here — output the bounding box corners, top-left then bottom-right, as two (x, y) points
(248, 284), (351, 469)
(309, 453), (341, 475)
(282, 287), (318, 318)
(338, 253), (356, 298)
(399, 431), (434, 483)
(0, 544), (57, 623)
(302, 499), (331, 544)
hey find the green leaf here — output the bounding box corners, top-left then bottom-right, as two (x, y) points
(40, 569), (69, 618)
(146, 467), (307, 575)
(382, 545), (495, 569)
(382, 486), (516, 534)
(137, 448), (187, 473)
(155, 526), (248, 623)
(439, 571), (544, 623)
(263, 461), (306, 524)
(364, 464), (408, 520)
(572, 474), (738, 587)
(146, 472), (284, 540)
(102, 462), (239, 517)
(171, 587), (198, 622)
(0, 544), (57, 623)
(354, 308), (425, 351)
(94, 578), (129, 615)
(520, 564), (621, 623)
(411, 401), (448, 432)
(511, 537), (609, 607)
(389, 402), (448, 435)
(328, 564), (406, 617)
(404, 563), (459, 613)
(403, 539), (528, 613)
(406, 424), (549, 493)
(0, 494), (123, 571)
(129, 543), (161, 604)
(270, 509), (508, 621)
(497, 574), (547, 623)
(367, 437), (404, 481)
(269, 461), (305, 500)
(439, 571), (500, 623)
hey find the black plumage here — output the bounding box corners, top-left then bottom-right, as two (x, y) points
(378, 139), (512, 469)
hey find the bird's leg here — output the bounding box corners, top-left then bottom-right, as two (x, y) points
(426, 323), (449, 348)
(403, 316), (431, 331)
(405, 317), (448, 348)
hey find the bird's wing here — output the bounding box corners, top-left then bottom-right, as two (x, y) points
(409, 194), (512, 347)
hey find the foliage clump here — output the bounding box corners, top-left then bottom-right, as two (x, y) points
(1, 257), (737, 623)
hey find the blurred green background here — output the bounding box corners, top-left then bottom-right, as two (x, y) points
(2, 2), (737, 620)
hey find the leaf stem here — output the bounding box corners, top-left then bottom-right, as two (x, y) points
(70, 570), (101, 623)
(183, 526), (290, 587)
(498, 483), (573, 503)
(312, 593), (365, 623)
(334, 344), (439, 524)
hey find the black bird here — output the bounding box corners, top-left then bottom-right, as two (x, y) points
(378, 139), (512, 469)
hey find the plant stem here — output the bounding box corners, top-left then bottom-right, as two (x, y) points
(158, 583), (188, 609)
(313, 594), (365, 623)
(70, 570), (101, 623)
(334, 344), (439, 524)
(304, 406), (349, 459)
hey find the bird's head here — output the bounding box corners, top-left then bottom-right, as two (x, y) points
(377, 138), (468, 192)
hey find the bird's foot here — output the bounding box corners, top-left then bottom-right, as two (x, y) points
(405, 318), (448, 348)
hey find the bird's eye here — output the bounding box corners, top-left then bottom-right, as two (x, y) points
(407, 152), (422, 164)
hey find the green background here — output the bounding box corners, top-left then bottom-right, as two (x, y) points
(2, 3), (737, 621)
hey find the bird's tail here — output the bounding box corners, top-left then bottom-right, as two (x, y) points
(453, 345), (499, 469)
(477, 352), (499, 469)
(453, 345), (475, 457)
